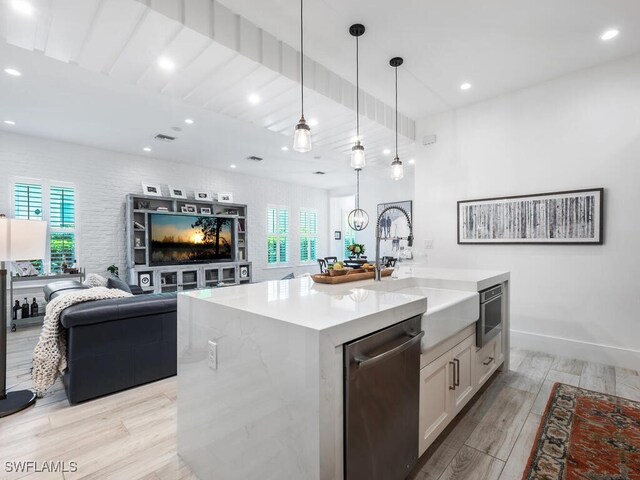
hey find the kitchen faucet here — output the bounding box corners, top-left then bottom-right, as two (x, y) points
(375, 205), (413, 281)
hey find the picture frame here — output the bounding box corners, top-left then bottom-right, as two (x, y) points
(195, 191), (212, 201)
(225, 208), (239, 216)
(334, 231), (342, 240)
(180, 206), (188, 213)
(185, 204), (197, 213)
(200, 207), (212, 215)
(457, 188), (604, 245)
(142, 182), (162, 197)
(377, 200), (413, 259)
(217, 192), (234, 203)
(169, 186), (187, 199)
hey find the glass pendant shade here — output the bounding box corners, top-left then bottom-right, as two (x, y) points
(348, 208), (369, 231)
(350, 142), (366, 169)
(391, 157), (404, 181)
(293, 118), (312, 152)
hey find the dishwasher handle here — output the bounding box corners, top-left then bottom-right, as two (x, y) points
(355, 331), (425, 370)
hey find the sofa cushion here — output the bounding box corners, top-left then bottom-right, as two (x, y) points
(44, 281), (89, 302)
(60, 293), (177, 328)
(83, 273), (108, 288)
(107, 275), (132, 294)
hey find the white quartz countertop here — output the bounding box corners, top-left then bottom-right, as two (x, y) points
(181, 267), (509, 337)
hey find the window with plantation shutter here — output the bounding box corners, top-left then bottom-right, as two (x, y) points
(11, 180), (78, 274)
(49, 186), (76, 272)
(300, 209), (318, 262)
(267, 206), (289, 264)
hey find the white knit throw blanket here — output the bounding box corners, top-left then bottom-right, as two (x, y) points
(32, 287), (133, 397)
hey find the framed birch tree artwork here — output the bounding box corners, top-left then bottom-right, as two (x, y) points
(457, 188), (604, 244)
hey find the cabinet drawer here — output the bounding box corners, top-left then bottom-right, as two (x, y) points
(475, 332), (500, 387)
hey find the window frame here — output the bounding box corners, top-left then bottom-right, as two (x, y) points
(299, 208), (318, 263)
(11, 177), (79, 273)
(266, 205), (290, 266)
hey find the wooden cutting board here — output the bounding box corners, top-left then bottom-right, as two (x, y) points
(310, 269), (393, 284)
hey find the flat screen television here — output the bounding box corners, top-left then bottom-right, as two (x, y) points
(149, 213), (234, 265)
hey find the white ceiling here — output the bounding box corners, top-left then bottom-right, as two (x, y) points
(0, 0), (416, 189)
(219, 0), (640, 119)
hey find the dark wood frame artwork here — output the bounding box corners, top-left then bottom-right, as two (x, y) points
(457, 188), (604, 245)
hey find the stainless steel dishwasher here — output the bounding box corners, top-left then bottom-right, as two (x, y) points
(344, 316), (424, 480)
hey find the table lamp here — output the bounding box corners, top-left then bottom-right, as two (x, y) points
(0, 218), (47, 417)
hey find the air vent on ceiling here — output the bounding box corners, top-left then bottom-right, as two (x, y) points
(246, 155), (263, 162)
(155, 134), (176, 142)
(313, 171), (326, 175)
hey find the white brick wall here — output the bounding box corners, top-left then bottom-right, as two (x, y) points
(0, 131), (329, 282)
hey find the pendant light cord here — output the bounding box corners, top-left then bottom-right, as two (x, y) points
(356, 169), (360, 209)
(356, 35), (360, 139)
(300, 0), (304, 118)
(394, 65), (398, 157)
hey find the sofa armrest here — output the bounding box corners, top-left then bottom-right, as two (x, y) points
(44, 281), (89, 302)
(60, 293), (177, 328)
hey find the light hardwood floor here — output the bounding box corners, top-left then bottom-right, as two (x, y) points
(1, 327), (638, 480)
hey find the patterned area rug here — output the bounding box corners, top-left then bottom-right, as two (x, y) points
(523, 383), (640, 479)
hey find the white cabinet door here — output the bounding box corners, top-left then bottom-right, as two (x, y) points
(451, 335), (475, 415)
(418, 352), (454, 455)
(475, 332), (501, 388)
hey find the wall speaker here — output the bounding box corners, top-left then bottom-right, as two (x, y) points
(240, 267), (249, 278)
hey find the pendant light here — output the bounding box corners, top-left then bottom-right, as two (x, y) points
(349, 24), (366, 170)
(292, 0), (312, 152)
(390, 57), (404, 181)
(347, 169), (369, 231)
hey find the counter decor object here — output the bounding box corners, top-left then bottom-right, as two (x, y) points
(312, 269), (393, 284)
(458, 188), (604, 244)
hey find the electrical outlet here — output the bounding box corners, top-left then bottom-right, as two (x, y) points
(424, 239), (434, 249)
(208, 340), (217, 371)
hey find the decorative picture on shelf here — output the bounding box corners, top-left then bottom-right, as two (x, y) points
(169, 186), (187, 199)
(334, 231), (342, 240)
(180, 206), (188, 213)
(377, 200), (413, 259)
(457, 188), (604, 245)
(200, 207), (212, 215)
(185, 204), (198, 213)
(195, 191), (212, 201)
(142, 182), (162, 197)
(225, 208), (239, 216)
(217, 192), (234, 203)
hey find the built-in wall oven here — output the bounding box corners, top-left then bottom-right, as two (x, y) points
(477, 284), (503, 348)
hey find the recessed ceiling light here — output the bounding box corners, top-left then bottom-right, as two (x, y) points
(143, 147), (151, 152)
(4, 68), (21, 77)
(460, 82), (472, 90)
(281, 146), (289, 151)
(247, 93), (261, 105)
(601, 29), (620, 41)
(230, 164), (237, 169)
(11, 0), (34, 16)
(308, 118), (318, 127)
(157, 56), (176, 71)
(383, 148), (391, 155)
(408, 158), (416, 165)
(184, 118), (194, 125)
(4, 120), (16, 125)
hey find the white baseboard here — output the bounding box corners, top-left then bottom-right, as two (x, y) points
(511, 329), (640, 371)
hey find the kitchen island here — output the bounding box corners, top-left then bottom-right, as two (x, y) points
(177, 267), (510, 480)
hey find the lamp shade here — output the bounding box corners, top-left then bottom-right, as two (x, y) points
(0, 218), (47, 261)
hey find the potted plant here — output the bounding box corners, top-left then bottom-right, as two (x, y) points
(347, 243), (366, 259)
(107, 264), (119, 278)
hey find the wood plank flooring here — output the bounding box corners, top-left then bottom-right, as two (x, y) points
(1, 327), (638, 480)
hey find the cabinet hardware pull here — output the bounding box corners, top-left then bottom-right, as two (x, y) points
(449, 361), (456, 390)
(483, 356), (494, 366)
(453, 358), (460, 387)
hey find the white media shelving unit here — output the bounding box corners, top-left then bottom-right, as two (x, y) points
(125, 193), (251, 293)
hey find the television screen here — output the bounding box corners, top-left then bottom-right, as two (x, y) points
(149, 213), (234, 265)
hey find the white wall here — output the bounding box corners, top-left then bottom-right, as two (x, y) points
(0, 131), (329, 283)
(414, 54), (640, 369)
(329, 171), (415, 260)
